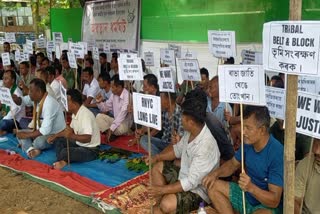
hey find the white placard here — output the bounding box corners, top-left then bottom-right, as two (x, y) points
(46, 41), (56, 53)
(4, 33), (16, 43)
(0, 87), (14, 106)
(36, 38), (47, 49)
(241, 50), (263, 65)
(15, 49), (21, 62)
(67, 52), (78, 69)
(133, 92), (161, 130)
(144, 52), (154, 66)
(160, 49), (175, 66)
(60, 42), (69, 52)
(168, 44), (181, 58)
(73, 43), (85, 59)
(21, 53), (29, 62)
(59, 81), (68, 111)
(78, 42), (88, 55)
(55, 44), (61, 60)
(298, 76), (320, 94)
(263, 21), (320, 75)
(2, 53), (11, 66)
(26, 39), (34, 54)
(208, 30), (236, 58)
(178, 59), (201, 81)
(296, 91), (320, 138)
(93, 47), (99, 60)
(0, 37), (4, 44)
(103, 42), (111, 53)
(158, 67), (175, 93)
(118, 54), (143, 81)
(218, 65), (266, 105)
(87, 40), (96, 52)
(265, 86), (286, 120)
(47, 51), (53, 62)
(53, 32), (63, 43)
(182, 49), (197, 59)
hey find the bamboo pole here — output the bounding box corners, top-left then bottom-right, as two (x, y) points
(283, 0), (302, 213)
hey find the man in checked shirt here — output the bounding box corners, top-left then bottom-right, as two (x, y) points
(146, 89), (220, 213)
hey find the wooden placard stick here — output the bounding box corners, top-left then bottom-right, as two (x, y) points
(240, 103), (247, 214)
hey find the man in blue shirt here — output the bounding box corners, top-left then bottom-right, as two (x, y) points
(203, 105), (283, 214)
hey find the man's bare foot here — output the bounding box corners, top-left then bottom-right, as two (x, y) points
(27, 149), (41, 158)
(53, 161), (67, 169)
(128, 138), (138, 147)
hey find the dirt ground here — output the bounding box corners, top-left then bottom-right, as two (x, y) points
(0, 167), (103, 214)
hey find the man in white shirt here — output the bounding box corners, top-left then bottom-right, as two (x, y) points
(146, 89), (220, 213)
(82, 67), (101, 116)
(46, 66), (63, 110)
(47, 89), (101, 169)
(0, 70), (25, 135)
(15, 79), (66, 158)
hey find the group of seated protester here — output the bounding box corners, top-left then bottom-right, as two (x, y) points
(0, 44), (317, 213)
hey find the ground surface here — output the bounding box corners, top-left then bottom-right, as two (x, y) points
(0, 167), (102, 214)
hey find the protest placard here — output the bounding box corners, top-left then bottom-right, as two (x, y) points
(263, 21), (320, 75)
(298, 76), (320, 95)
(4, 33), (16, 43)
(168, 44), (181, 58)
(36, 38), (46, 49)
(208, 30), (236, 58)
(46, 41), (55, 53)
(158, 67), (175, 93)
(241, 50), (263, 65)
(296, 91), (320, 138)
(78, 42), (88, 55)
(103, 42), (110, 53)
(55, 44), (61, 60)
(144, 52), (154, 66)
(60, 43), (68, 52)
(218, 65), (266, 105)
(67, 52), (78, 69)
(118, 54), (143, 81)
(265, 86), (286, 120)
(0, 87), (14, 106)
(160, 49), (175, 66)
(86, 40), (95, 52)
(69, 43), (85, 59)
(0, 37), (4, 44)
(22, 53), (29, 62)
(14, 49), (21, 62)
(93, 47), (99, 60)
(26, 39), (34, 54)
(178, 59), (201, 81)
(1, 53), (11, 66)
(182, 49), (197, 59)
(53, 32), (63, 43)
(133, 92), (161, 130)
(60, 81), (68, 111)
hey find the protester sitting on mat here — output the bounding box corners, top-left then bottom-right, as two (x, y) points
(18, 61), (35, 96)
(0, 70), (25, 135)
(132, 74), (162, 145)
(47, 89), (100, 169)
(203, 105), (284, 214)
(146, 89), (220, 213)
(99, 53), (111, 77)
(294, 138), (320, 214)
(207, 76), (232, 129)
(82, 67), (101, 116)
(61, 54), (75, 89)
(96, 74), (132, 143)
(97, 73), (112, 102)
(197, 67), (210, 93)
(140, 92), (184, 155)
(109, 53), (119, 78)
(40, 57), (50, 69)
(15, 78), (65, 158)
